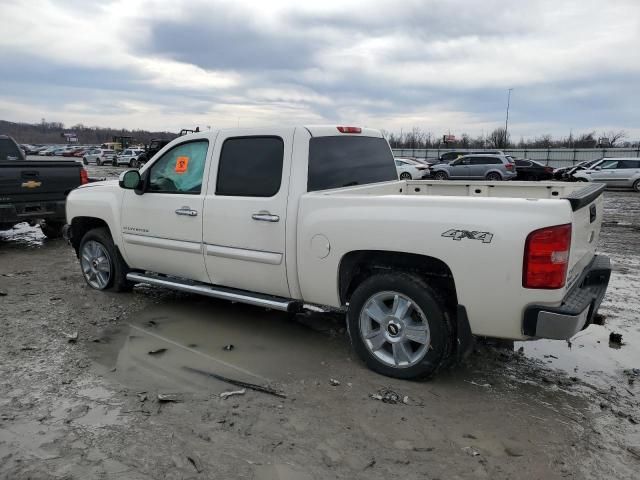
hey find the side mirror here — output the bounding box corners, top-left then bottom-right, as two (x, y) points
(119, 170), (141, 190)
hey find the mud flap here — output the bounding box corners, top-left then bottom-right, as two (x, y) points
(455, 305), (474, 361)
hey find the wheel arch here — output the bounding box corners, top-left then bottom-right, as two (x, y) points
(69, 216), (112, 256)
(339, 250), (473, 362)
(338, 250), (458, 308)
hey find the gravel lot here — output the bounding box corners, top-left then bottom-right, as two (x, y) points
(1, 168), (639, 479)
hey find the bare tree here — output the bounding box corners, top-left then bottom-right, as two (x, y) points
(600, 130), (627, 147)
(487, 128), (510, 148)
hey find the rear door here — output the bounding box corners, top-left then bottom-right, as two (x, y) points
(202, 129), (293, 298)
(612, 160), (640, 187)
(120, 138), (212, 282)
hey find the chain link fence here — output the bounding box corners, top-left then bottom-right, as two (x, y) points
(392, 148), (640, 168)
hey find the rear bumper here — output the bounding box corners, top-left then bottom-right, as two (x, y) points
(522, 255), (611, 339)
(0, 200), (66, 224)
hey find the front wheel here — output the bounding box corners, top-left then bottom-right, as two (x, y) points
(433, 171), (448, 181)
(486, 172), (501, 181)
(399, 172), (412, 180)
(96, 158), (102, 166)
(347, 273), (452, 379)
(82, 157), (88, 165)
(633, 179), (640, 192)
(79, 227), (132, 292)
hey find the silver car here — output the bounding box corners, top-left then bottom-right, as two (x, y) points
(430, 154), (517, 181)
(574, 158), (640, 191)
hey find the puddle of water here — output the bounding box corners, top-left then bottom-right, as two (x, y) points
(92, 297), (349, 393)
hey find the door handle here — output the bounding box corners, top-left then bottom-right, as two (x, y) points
(175, 207), (198, 217)
(252, 212), (280, 222)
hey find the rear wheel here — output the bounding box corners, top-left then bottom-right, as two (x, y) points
(79, 227), (132, 292)
(633, 179), (640, 192)
(399, 172), (412, 180)
(82, 157), (88, 165)
(96, 158), (102, 166)
(347, 272), (452, 379)
(486, 172), (501, 181)
(434, 171), (448, 181)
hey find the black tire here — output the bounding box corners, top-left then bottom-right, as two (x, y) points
(82, 157), (88, 165)
(633, 179), (640, 192)
(79, 227), (133, 292)
(399, 172), (412, 180)
(434, 171), (448, 181)
(129, 159), (136, 167)
(486, 172), (501, 181)
(96, 158), (102, 166)
(346, 272), (453, 379)
(112, 159), (118, 166)
(40, 220), (65, 239)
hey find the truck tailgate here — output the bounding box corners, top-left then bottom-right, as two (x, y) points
(565, 183), (605, 289)
(0, 160), (83, 202)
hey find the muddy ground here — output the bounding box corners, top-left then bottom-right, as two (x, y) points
(1, 167), (639, 479)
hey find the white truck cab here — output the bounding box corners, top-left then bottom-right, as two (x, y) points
(65, 126), (611, 379)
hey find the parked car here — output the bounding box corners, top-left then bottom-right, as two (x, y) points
(62, 147), (83, 157)
(39, 146), (58, 156)
(115, 148), (145, 167)
(553, 159), (603, 180)
(573, 158), (640, 191)
(83, 148), (116, 166)
(514, 159), (554, 181)
(430, 154), (516, 181)
(395, 158), (429, 179)
(1, 135), (88, 238)
(65, 125), (610, 379)
(438, 150), (505, 164)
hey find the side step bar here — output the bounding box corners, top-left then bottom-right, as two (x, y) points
(126, 272), (298, 312)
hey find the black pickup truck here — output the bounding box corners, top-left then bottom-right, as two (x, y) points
(0, 135), (87, 238)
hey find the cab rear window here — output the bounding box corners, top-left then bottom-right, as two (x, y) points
(308, 136), (397, 191)
(0, 138), (23, 161)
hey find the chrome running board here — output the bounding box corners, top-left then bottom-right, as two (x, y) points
(126, 272), (297, 312)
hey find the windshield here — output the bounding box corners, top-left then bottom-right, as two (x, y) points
(308, 136), (397, 191)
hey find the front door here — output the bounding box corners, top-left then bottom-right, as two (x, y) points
(590, 159), (618, 185)
(202, 130), (293, 298)
(448, 158), (471, 179)
(120, 138), (211, 283)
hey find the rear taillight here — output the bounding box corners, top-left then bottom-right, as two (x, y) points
(337, 126), (362, 134)
(506, 163), (514, 171)
(80, 168), (89, 185)
(523, 224), (571, 289)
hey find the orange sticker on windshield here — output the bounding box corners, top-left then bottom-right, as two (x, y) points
(175, 156), (189, 173)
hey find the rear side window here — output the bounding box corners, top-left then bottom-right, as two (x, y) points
(472, 157), (501, 165)
(620, 160), (640, 169)
(0, 138), (23, 161)
(216, 137), (284, 197)
(308, 136), (397, 191)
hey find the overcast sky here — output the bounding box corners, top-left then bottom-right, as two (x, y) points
(1, 0), (639, 140)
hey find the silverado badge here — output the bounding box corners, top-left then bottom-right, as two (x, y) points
(21, 180), (42, 189)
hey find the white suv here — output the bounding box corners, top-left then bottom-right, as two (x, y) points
(83, 148), (116, 166)
(116, 149), (145, 168)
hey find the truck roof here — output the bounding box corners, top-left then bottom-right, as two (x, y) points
(192, 125), (383, 139)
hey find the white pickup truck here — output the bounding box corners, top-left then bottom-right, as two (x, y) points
(65, 126), (611, 379)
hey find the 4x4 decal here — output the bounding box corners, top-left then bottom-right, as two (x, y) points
(441, 229), (494, 244)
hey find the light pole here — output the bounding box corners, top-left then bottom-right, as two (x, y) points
(504, 88), (513, 148)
